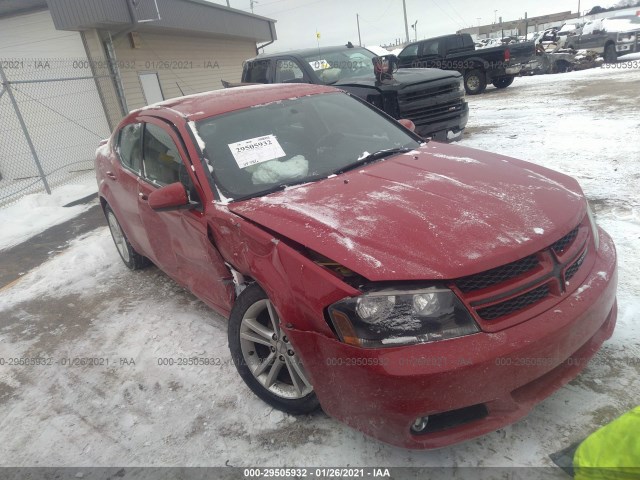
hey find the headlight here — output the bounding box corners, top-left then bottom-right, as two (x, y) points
(328, 287), (479, 348)
(618, 33), (635, 43)
(587, 203), (600, 250)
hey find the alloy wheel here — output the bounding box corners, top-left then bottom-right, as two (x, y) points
(239, 299), (313, 399)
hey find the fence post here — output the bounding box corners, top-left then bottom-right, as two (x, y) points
(0, 63), (51, 195)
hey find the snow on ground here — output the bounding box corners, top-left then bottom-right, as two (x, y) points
(0, 64), (639, 469)
(0, 182), (97, 251)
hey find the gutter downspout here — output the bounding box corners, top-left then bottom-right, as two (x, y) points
(256, 21), (276, 54)
(112, 0), (140, 40)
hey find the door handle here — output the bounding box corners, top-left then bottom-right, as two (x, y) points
(138, 192), (148, 201)
(106, 171), (117, 180)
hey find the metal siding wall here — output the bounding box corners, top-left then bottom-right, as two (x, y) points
(48, 0), (273, 41)
(153, 0), (273, 41)
(47, 0), (130, 30)
(112, 31), (256, 111)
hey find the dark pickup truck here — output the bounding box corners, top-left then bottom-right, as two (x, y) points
(565, 16), (640, 63)
(397, 33), (535, 95)
(233, 45), (469, 141)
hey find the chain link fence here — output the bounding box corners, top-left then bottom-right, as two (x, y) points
(0, 58), (121, 207)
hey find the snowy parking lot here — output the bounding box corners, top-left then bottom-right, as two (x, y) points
(1, 61), (639, 469)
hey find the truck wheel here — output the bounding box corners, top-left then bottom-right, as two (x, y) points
(464, 69), (487, 95)
(228, 283), (319, 415)
(492, 77), (514, 89)
(604, 44), (617, 64)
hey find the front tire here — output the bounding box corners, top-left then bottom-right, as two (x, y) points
(492, 76), (515, 89)
(105, 205), (149, 270)
(604, 43), (617, 64)
(464, 69), (487, 95)
(228, 284), (319, 414)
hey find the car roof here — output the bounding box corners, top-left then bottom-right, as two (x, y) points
(132, 84), (339, 122)
(247, 45), (373, 61)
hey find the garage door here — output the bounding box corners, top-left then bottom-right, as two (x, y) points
(0, 10), (112, 204)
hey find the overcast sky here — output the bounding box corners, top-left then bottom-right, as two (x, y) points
(208, 0), (617, 51)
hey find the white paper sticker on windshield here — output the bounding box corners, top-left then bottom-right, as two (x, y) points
(309, 59), (330, 70)
(228, 134), (286, 169)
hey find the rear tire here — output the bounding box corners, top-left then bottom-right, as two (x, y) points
(604, 43), (617, 64)
(228, 283), (319, 415)
(492, 76), (515, 89)
(104, 205), (149, 270)
(464, 69), (487, 95)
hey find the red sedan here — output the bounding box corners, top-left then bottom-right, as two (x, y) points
(95, 84), (617, 449)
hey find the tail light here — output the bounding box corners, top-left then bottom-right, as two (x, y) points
(504, 48), (511, 62)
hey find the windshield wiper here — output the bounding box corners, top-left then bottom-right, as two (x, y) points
(232, 176), (322, 202)
(334, 147), (412, 175)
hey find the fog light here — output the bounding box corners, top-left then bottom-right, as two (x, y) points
(411, 416), (430, 434)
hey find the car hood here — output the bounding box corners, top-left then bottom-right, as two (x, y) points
(229, 143), (586, 282)
(335, 68), (461, 89)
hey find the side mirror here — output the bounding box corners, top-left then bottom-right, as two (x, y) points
(148, 182), (196, 212)
(398, 118), (416, 132)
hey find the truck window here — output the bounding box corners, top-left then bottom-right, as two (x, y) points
(420, 39), (440, 56)
(462, 35), (474, 48)
(446, 36), (464, 52)
(399, 43), (419, 59)
(275, 59), (305, 83)
(245, 59), (270, 83)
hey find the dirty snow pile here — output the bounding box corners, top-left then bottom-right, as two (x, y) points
(0, 183), (96, 251)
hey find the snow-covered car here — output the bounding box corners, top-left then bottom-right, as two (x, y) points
(95, 84), (618, 449)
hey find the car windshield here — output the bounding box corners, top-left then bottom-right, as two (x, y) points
(192, 92), (420, 201)
(302, 48), (377, 84)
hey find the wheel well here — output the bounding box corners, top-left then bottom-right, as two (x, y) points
(99, 196), (108, 215)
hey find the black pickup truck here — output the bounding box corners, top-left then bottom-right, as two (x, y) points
(397, 33), (535, 95)
(233, 45), (469, 142)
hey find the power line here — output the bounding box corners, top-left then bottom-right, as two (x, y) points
(430, 0), (466, 30)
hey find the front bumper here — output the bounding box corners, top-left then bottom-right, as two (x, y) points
(616, 41), (638, 54)
(286, 230), (617, 449)
(505, 65), (523, 75)
(415, 101), (469, 142)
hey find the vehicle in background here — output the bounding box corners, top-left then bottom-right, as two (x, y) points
(565, 16), (640, 62)
(234, 45), (469, 142)
(397, 33), (535, 95)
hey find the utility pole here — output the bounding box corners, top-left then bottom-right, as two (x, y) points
(494, 10), (497, 24)
(250, 0), (257, 13)
(402, 0), (410, 43)
(411, 20), (418, 42)
(357, 14), (362, 46)
(577, 0), (581, 18)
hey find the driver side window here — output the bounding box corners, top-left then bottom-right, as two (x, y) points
(142, 123), (189, 188)
(275, 60), (305, 83)
(399, 43), (419, 58)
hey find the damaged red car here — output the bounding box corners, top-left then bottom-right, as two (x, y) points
(95, 84), (617, 449)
